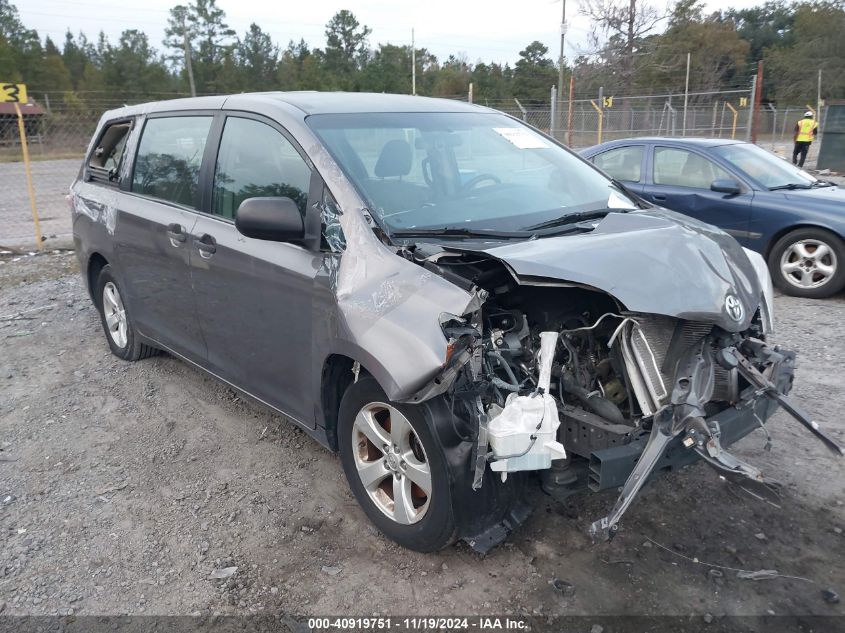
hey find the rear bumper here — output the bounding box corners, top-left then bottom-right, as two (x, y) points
(588, 350), (795, 492)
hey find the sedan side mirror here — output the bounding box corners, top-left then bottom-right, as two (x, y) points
(235, 197), (305, 243)
(711, 179), (742, 195)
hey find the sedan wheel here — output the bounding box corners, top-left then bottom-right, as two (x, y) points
(352, 402), (432, 525)
(769, 228), (845, 298)
(779, 239), (837, 290)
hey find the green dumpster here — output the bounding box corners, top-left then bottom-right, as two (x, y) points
(817, 100), (845, 172)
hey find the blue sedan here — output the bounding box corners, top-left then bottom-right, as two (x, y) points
(580, 138), (845, 298)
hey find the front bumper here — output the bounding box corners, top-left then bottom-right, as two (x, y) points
(588, 352), (793, 491)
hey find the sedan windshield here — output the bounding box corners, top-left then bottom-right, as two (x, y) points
(711, 142), (819, 190)
(306, 112), (639, 233)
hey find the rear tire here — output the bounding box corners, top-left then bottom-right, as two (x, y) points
(767, 228), (845, 298)
(337, 376), (456, 552)
(95, 265), (158, 361)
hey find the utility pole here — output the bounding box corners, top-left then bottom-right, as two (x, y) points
(746, 74), (756, 141)
(180, 12), (196, 98)
(557, 0), (567, 137)
(682, 52), (690, 136)
(567, 74), (574, 146)
(411, 28), (416, 96)
(751, 60), (763, 143)
(817, 69), (822, 119)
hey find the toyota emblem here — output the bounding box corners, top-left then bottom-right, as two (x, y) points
(725, 295), (744, 322)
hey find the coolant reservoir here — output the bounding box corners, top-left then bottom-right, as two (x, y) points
(488, 331), (566, 473)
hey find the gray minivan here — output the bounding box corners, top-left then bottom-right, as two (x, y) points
(71, 92), (841, 552)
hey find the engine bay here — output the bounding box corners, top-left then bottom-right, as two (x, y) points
(402, 246), (844, 545)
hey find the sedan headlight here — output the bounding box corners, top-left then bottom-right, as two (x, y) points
(743, 247), (774, 334)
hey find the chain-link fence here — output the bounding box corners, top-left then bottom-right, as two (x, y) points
(0, 89), (832, 249)
(1, 92), (191, 249)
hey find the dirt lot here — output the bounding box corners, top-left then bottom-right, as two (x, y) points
(1, 251), (844, 623)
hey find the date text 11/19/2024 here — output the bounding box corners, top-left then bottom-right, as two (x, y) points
(307, 617), (528, 630)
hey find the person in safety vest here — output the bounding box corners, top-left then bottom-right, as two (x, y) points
(792, 111), (819, 168)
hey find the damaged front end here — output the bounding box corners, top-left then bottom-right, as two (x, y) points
(395, 221), (843, 551)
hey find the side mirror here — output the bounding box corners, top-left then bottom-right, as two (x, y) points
(235, 197), (304, 243)
(711, 179), (742, 195)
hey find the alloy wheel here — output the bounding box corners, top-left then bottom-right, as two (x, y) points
(779, 239), (838, 290)
(351, 402), (432, 525)
(102, 281), (128, 349)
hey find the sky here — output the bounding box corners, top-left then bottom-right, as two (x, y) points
(19, 0), (764, 66)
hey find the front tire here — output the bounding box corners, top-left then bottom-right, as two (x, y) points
(95, 265), (157, 361)
(768, 228), (845, 298)
(337, 377), (456, 552)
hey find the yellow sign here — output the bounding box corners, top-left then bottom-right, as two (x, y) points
(1, 82), (28, 103)
(3, 82), (42, 248)
(603, 96), (613, 108)
(739, 96), (748, 107)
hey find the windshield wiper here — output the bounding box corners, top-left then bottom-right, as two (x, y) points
(769, 183), (812, 190)
(811, 180), (835, 188)
(610, 178), (651, 208)
(390, 226), (533, 240)
(525, 208), (623, 231)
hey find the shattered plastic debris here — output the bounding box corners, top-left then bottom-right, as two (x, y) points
(320, 565), (342, 576)
(209, 566), (238, 579)
(822, 589), (841, 604)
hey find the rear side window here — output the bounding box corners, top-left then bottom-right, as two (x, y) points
(87, 120), (132, 184)
(653, 146), (731, 189)
(212, 117), (311, 220)
(132, 116), (213, 208)
(593, 145), (643, 182)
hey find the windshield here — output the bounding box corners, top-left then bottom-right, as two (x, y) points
(306, 112), (638, 233)
(711, 143), (818, 189)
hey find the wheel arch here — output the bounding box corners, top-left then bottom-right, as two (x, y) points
(763, 223), (845, 262)
(320, 351), (396, 451)
(86, 252), (109, 306)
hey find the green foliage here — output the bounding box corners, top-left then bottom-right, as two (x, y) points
(234, 24), (278, 90)
(639, 0), (750, 97)
(721, 1), (796, 64)
(322, 9), (371, 89)
(765, 1), (845, 102)
(513, 42), (557, 104)
(1, 0), (843, 110)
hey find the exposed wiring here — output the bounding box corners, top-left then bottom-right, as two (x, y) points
(559, 312), (629, 334)
(486, 351), (520, 388)
(643, 536), (814, 583)
(446, 392), (474, 443)
(491, 377), (519, 392)
(753, 410), (773, 452)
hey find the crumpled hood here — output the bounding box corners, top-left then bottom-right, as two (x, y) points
(471, 209), (762, 332)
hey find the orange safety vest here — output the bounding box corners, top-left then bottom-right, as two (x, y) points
(796, 118), (818, 142)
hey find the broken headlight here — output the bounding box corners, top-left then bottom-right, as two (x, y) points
(743, 248), (774, 335)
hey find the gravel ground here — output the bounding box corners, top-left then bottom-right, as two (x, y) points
(0, 251), (844, 621)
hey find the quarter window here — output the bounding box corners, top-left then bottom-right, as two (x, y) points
(131, 116), (213, 208)
(653, 147), (732, 189)
(593, 145), (644, 182)
(212, 117), (311, 220)
(88, 120), (132, 184)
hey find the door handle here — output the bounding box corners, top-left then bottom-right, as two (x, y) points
(166, 223), (187, 245)
(651, 194), (667, 201)
(195, 234), (217, 258)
